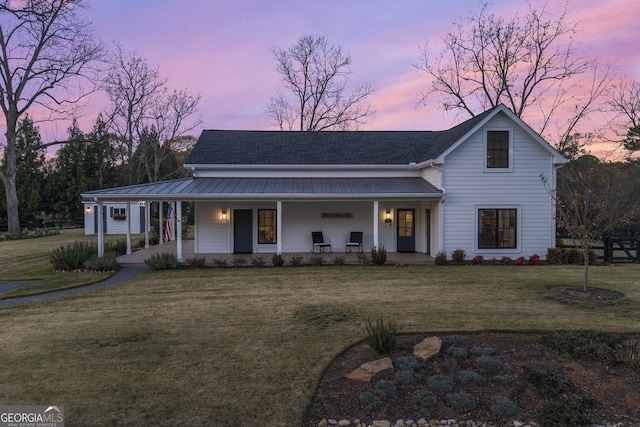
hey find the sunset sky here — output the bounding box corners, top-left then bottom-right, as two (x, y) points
(45, 0), (640, 156)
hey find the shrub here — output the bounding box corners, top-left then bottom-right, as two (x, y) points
(309, 256), (324, 266)
(332, 255), (345, 265)
(456, 370), (485, 385)
(412, 390), (438, 408)
(186, 256), (206, 268)
(529, 254), (541, 265)
(271, 253), (284, 267)
(447, 392), (476, 412)
(487, 257), (498, 265)
(500, 256), (513, 265)
(427, 375), (455, 393)
(395, 356), (421, 371)
(566, 248), (582, 265)
(371, 245), (387, 265)
(358, 391), (381, 409)
(144, 252), (178, 270)
(588, 249), (598, 265)
(213, 258), (228, 268)
(451, 248), (466, 265)
(3, 232), (14, 241)
(365, 317), (397, 355)
(491, 396), (518, 417)
(556, 237), (565, 246)
(374, 379), (397, 398)
(50, 241), (96, 271)
(447, 335), (466, 344)
(83, 252), (119, 272)
(514, 256), (526, 265)
(493, 374), (522, 388)
(396, 370), (421, 386)
(535, 401), (592, 427)
(105, 239), (127, 256)
(434, 251), (447, 266)
(356, 252), (371, 265)
(447, 346), (468, 359)
(546, 247), (563, 264)
(250, 256), (265, 267)
(289, 255), (304, 266)
(471, 255), (484, 265)
(231, 256), (247, 267)
(476, 356), (503, 372)
(470, 346), (495, 356)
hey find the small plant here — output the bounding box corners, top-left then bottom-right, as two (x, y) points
(447, 392), (476, 412)
(332, 255), (345, 265)
(476, 355), (503, 372)
(471, 255), (484, 265)
(365, 317), (397, 355)
(470, 346), (495, 356)
(434, 251), (447, 266)
(487, 257), (498, 265)
(451, 248), (466, 265)
(447, 335), (466, 344)
(309, 256), (324, 266)
(427, 374), (455, 393)
(2, 232), (14, 241)
(289, 255), (304, 266)
(213, 258), (228, 268)
(356, 252), (371, 265)
(412, 390), (438, 408)
(529, 254), (541, 265)
(144, 252), (178, 270)
(396, 370), (421, 386)
(394, 356), (421, 371)
(456, 370), (485, 385)
(250, 256), (265, 267)
(374, 379), (397, 398)
(271, 253), (284, 267)
(546, 247), (562, 264)
(50, 241), (96, 271)
(447, 346), (468, 359)
(500, 256), (513, 265)
(493, 374), (521, 388)
(358, 391), (381, 409)
(83, 252), (119, 272)
(186, 256), (206, 268)
(490, 396), (518, 417)
(566, 248), (582, 265)
(231, 256), (247, 267)
(371, 245), (387, 265)
(514, 256), (526, 265)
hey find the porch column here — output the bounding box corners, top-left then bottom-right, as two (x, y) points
(159, 201), (164, 245)
(144, 200), (150, 249)
(176, 201), (183, 262)
(171, 201), (176, 241)
(373, 200), (379, 249)
(97, 200), (104, 257)
(276, 200), (282, 254)
(125, 200), (132, 254)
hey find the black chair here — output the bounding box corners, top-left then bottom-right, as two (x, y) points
(311, 231), (331, 253)
(345, 232), (363, 253)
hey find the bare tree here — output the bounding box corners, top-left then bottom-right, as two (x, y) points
(417, 1), (611, 151)
(0, 0), (103, 236)
(267, 35), (375, 131)
(608, 79), (640, 160)
(104, 45), (200, 184)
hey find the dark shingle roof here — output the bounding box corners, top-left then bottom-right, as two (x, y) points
(185, 107), (496, 166)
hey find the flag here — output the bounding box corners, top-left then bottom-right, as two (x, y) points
(165, 204), (174, 242)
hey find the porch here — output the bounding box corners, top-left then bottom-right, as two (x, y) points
(117, 240), (435, 267)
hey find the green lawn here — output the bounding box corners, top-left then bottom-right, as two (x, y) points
(0, 234), (639, 426)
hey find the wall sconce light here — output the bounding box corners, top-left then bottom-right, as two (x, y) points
(221, 210), (227, 221)
(85, 206), (92, 214)
(385, 210), (392, 223)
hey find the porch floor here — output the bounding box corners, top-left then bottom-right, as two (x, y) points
(117, 240), (435, 267)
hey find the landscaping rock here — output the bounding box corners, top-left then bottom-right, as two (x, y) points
(413, 336), (442, 361)
(345, 357), (394, 382)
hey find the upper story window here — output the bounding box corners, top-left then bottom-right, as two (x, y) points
(485, 130), (512, 171)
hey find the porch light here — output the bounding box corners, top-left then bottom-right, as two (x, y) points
(385, 210), (392, 223)
(85, 206), (92, 214)
(221, 210), (227, 221)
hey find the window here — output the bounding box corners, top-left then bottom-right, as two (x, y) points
(258, 209), (277, 244)
(478, 208), (517, 249)
(111, 207), (126, 219)
(486, 130), (510, 169)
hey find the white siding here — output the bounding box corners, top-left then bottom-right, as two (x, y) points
(441, 114), (556, 259)
(84, 202), (144, 235)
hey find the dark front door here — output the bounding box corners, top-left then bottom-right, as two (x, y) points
(397, 209), (415, 252)
(233, 209), (253, 254)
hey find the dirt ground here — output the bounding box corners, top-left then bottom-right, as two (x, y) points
(303, 331), (640, 426)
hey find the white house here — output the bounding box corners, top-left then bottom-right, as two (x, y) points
(83, 201), (146, 235)
(81, 104), (567, 261)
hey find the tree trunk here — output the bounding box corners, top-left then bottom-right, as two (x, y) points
(1, 116), (21, 238)
(4, 178), (20, 237)
(583, 249), (590, 292)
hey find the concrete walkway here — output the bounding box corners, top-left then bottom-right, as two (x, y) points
(0, 267), (147, 307)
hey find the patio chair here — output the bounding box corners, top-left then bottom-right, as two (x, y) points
(311, 231), (332, 253)
(345, 231), (363, 253)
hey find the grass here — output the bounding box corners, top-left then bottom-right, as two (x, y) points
(0, 234), (639, 425)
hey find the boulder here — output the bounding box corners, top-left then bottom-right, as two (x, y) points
(413, 336), (442, 361)
(345, 357), (393, 382)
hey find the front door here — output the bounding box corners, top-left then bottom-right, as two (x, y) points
(397, 209), (415, 252)
(233, 209), (253, 254)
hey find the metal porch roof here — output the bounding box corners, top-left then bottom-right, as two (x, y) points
(82, 177), (443, 201)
